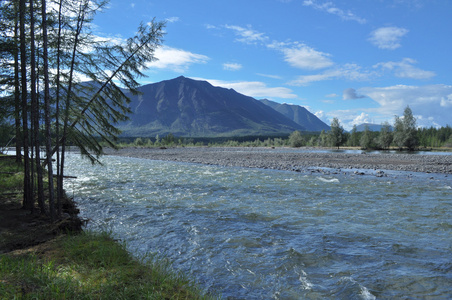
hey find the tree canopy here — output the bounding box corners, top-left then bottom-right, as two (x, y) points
(0, 0), (165, 221)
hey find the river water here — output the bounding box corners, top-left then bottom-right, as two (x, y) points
(64, 153), (452, 299)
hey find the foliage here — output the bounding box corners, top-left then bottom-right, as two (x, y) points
(288, 130), (304, 147)
(0, 0), (165, 220)
(0, 156), (23, 191)
(348, 125), (359, 147)
(359, 125), (375, 150)
(418, 125), (452, 148)
(377, 122), (393, 150)
(0, 231), (215, 299)
(393, 106), (419, 150)
(328, 118), (346, 149)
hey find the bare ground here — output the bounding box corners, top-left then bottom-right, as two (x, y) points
(105, 147), (452, 175)
(0, 193), (84, 254)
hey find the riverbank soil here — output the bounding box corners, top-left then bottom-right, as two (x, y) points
(0, 193), (83, 254)
(0, 155), (83, 254)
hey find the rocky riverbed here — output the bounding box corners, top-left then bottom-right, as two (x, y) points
(104, 147), (452, 175)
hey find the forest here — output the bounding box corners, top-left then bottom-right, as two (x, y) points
(90, 106), (452, 151)
(0, 0), (165, 221)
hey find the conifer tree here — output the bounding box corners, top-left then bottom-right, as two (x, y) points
(328, 118), (346, 149)
(0, 0), (165, 220)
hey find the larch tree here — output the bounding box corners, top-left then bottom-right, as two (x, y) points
(1, 0), (165, 221)
(402, 106), (419, 151)
(328, 118), (346, 149)
(19, 0), (33, 210)
(377, 121), (393, 150)
(393, 106), (419, 151)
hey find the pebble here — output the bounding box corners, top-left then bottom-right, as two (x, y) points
(105, 147), (452, 175)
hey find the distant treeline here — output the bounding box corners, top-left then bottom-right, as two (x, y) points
(342, 125), (452, 149)
(2, 108), (450, 151)
(95, 124), (451, 150)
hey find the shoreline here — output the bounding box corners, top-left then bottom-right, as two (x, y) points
(104, 146), (452, 175)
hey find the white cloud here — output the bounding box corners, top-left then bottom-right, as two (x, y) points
(440, 94), (452, 107)
(374, 58), (435, 79)
(147, 46), (209, 72)
(194, 78), (298, 99)
(343, 88), (366, 100)
(257, 73), (283, 80)
(289, 63), (373, 86)
(352, 112), (371, 125)
(314, 110), (330, 125)
(166, 17), (180, 23)
(224, 25), (268, 44)
(223, 63), (242, 71)
(369, 26), (409, 50)
(326, 93), (339, 98)
(282, 44), (333, 70)
(302, 0), (366, 24)
(359, 84), (452, 127)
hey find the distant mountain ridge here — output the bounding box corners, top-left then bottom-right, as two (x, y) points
(119, 76), (308, 137)
(355, 123), (393, 132)
(260, 99), (330, 132)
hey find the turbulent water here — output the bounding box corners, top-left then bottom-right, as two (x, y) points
(64, 153), (452, 299)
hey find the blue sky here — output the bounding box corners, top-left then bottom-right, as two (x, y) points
(93, 0), (452, 130)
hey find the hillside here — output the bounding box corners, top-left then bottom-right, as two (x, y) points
(260, 99), (330, 132)
(118, 76), (305, 137)
(355, 123), (393, 132)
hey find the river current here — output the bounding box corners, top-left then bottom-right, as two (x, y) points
(64, 153), (452, 299)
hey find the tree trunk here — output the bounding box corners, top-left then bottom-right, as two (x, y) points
(13, 1), (21, 163)
(19, 0), (33, 211)
(58, 0), (88, 211)
(55, 0), (63, 216)
(29, 0), (46, 215)
(41, 0), (56, 221)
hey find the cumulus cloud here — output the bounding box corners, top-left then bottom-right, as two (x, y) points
(374, 58), (435, 80)
(343, 88), (366, 100)
(352, 112), (371, 125)
(147, 46), (209, 72)
(369, 26), (409, 50)
(282, 44), (333, 70)
(359, 84), (452, 127)
(314, 110), (330, 125)
(441, 94), (452, 107)
(223, 63), (242, 71)
(194, 78), (297, 99)
(302, 0), (366, 23)
(288, 63), (373, 86)
(224, 25), (268, 44)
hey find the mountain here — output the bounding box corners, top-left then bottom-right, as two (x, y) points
(260, 99), (330, 132)
(355, 123), (393, 132)
(118, 76), (305, 137)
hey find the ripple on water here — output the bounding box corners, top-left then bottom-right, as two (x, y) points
(64, 153), (452, 299)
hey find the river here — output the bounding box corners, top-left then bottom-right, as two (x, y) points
(64, 153), (452, 299)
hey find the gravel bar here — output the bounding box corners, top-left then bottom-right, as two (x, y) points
(104, 147), (452, 175)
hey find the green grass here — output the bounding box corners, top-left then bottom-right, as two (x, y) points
(0, 156), (23, 192)
(0, 156), (217, 299)
(0, 231), (216, 299)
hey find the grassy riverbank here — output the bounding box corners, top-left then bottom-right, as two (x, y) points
(1, 231), (213, 299)
(0, 155), (215, 299)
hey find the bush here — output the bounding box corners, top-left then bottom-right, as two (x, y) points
(289, 131), (304, 147)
